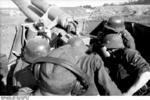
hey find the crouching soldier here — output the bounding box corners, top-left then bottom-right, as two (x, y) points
(7, 36), (51, 95)
(99, 33), (150, 95)
(16, 37), (121, 96)
(7, 16), (70, 95)
(91, 15), (136, 50)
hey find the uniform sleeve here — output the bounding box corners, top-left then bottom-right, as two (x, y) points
(94, 55), (122, 95)
(123, 49), (150, 77)
(121, 29), (136, 49)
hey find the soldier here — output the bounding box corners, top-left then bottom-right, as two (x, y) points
(7, 12), (73, 94)
(7, 35), (51, 95)
(17, 37), (121, 96)
(98, 33), (150, 95)
(92, 15), (136, 50)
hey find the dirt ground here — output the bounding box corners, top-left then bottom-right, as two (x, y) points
(1, 5), (150, 58)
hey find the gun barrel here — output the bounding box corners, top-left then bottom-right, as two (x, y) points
(12, 0), (41, 22)
(31, 0), (73, 28)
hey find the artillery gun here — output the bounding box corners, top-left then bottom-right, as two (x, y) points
(2, 0), (150, 96)
(5, 0), (86, 94)
(8, 0), (85, 66)
(9, 0), (150, 77)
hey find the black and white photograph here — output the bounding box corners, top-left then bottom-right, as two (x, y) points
(0, 0), (150, 98)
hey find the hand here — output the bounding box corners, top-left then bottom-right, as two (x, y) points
(101, 46), (111, 57)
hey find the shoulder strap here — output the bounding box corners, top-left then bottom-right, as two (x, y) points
(32, 56), (89, 89)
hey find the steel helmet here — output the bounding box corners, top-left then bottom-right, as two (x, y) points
(104, 16), (125, 32)
(23, 36), (50, 63)
(102, 34), (125, 49)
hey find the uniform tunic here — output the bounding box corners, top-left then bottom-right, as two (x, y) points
(37, 44), (121, 95)
(103, 48), (150, 92)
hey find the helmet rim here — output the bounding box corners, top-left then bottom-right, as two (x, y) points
(104, 16), (125, 32)
(102, 34), (125, 49)
(104, 22), (125, 32)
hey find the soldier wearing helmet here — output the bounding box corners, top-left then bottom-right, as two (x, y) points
(8, 36), (51, 94)
(100, 34), (124, 57)
(99, 15), (136, 49)
(98, 33), (150, 95)
(23, 36), (50, 63)
(8, 26), (51, 94)
(29, 37), (121, 96)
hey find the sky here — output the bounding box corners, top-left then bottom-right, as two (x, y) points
(0, 0), (132, 8)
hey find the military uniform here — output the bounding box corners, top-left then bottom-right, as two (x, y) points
(33, 39), (121, 96)
(7, 24), (50, 94)
(96, 31), (150, 95)
(90, 16), (150, 95)
(7, 22), (69, 92)
(102, 48), (150, 93)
